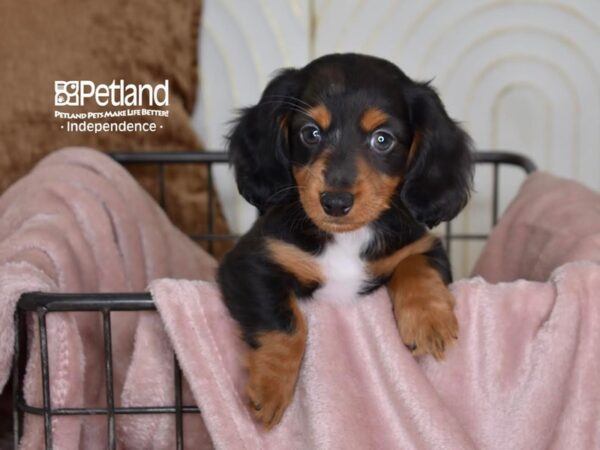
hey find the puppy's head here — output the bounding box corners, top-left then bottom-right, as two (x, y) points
(228, 53), (473, 231)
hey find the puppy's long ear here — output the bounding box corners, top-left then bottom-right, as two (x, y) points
(228, 69), (300, 213)
(401, 83), (473, 228)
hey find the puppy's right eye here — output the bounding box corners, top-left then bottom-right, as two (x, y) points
(300, 124), (322, 146)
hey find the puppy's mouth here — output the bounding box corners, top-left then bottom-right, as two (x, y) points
(303, 195), (394, 233)
(318, 218), (367, 233)
(295, 198), (387, 233)
(296, 188), (390, 233)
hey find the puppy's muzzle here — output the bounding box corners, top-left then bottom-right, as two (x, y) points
(320, 191), (354, 217)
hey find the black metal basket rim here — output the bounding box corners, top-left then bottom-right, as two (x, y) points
(18, 292), (155, 312)
(111, 151), (229, 164)
(473, 151), (537, 172)
(12, 148), (538, 449)
(16, 400), (200, 416)
(110, 150), (537, 174)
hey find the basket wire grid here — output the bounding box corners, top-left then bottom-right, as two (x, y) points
(12, 150), (536, 449)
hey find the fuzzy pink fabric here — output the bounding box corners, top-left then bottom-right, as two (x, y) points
(141, 172), (600, 449)
(473, 171), (600, 281)
(0, 147), (216, 449)
(147, 260), (600, 450)
(3, 157), (599, 449)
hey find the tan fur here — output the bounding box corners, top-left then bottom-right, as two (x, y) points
(266, 238), (323, 285)
(246, 299), (307, 428)
(408, 130), (422, 164)
(293, 152), (330, 227)
(351, 157), (402, 227)
(293, 155), (401, 233)
(388, 254), (458, 360)
(368, 234), (436, 277)
(308, 104), (332, 130)
(279, 114), (289, 143)
(360, 107), (389, 132)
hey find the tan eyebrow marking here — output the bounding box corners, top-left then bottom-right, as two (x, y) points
(308, 104), (332, 130)
(360, 108), (389, 132)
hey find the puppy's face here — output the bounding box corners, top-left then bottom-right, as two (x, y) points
(287, 61), (416, 232)
(229, 54), (472, 230)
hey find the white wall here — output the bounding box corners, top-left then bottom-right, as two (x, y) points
(193, 0), (600, 276)
(192, 0), (311, 233)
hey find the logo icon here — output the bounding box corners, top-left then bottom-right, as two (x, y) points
(54, 80), (169, 107)
(55, 81), (79, 106)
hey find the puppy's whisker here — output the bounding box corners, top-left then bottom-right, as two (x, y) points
(301, 165), (321, 180)
(389, 197), (412, 220)
(264, 95), (312, 109)
(263, 185), (299, 204)
(276, 105), (314, 121)
(262, 95), (313, 109)
(281, 199), (310, 232)
(256, 100), (311, 115)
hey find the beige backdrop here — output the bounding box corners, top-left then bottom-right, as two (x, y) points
(193, 0), (600, 276)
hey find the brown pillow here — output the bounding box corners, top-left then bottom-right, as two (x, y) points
(0, 0), (229, 255)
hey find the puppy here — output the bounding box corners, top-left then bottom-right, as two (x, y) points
(218, 53), (473, 428)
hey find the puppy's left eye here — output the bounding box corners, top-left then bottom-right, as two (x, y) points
(370, 130), (396, 153)
(300, 124), (322, 146)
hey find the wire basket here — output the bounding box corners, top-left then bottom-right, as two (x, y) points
(12, 150), (536, 449)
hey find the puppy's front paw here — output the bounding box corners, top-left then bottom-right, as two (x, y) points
(246, 365), (297, 429)
(395, 291), (458, 360)
(246, 330), (305, 429)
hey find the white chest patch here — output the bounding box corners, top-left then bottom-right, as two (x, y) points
(315, 227), (373, 303)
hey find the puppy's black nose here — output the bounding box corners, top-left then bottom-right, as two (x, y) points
(320, 191), (354, 217)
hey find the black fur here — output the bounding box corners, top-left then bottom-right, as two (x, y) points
(219, 53), (472, 346)
(401, 83), (473, 227)
(219, 202), (325, 347)
(228, 69), (300, 214)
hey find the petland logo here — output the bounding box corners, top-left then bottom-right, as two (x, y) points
(54, 80), (170, 133)
(54, 80), (169, 107)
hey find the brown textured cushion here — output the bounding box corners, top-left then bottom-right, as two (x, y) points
(0, 0), (228, 254)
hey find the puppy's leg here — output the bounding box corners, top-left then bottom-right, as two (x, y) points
(387, 247), (458, 360)
(246, 297), (306, 429)
(219, 237), (315, 428)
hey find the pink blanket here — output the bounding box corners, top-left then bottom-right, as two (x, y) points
(145, 174), (600, 449)
(0, 148), (216, 448)
(145, 171), (600, 449)
(150, 261), (600, 449)
(473, 171), (600, 282)
(1, 149), (599, 449)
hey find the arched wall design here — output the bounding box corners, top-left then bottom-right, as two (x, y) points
(195, 0), (600, 276)
(193, 0), (310, 231)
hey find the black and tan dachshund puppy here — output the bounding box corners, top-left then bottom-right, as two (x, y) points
(218, 53), (473, 428)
